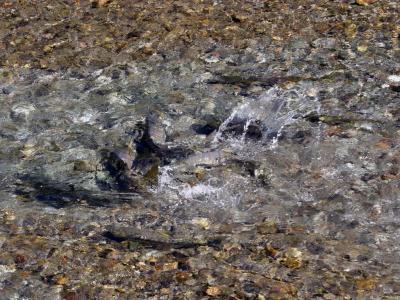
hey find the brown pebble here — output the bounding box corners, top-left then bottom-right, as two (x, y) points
(14, 254), (26, 265)
(175, 271), (191, 282)
(56, 275), (69, 285)
(355, 277), (377, 291)
(375, 139), (391, 150)
(355, 0), (376, 5)
(206, 286), (222, 296)
(257, 221), (278, 234)
(265, 244), (279, 258)
(65, 291), (79, 300)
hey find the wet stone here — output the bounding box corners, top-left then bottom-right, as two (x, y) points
(221, 117), (264, 140)
(387, 75), (400, 92)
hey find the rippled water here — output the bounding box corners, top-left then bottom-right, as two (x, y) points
(0, 64), (399, 298)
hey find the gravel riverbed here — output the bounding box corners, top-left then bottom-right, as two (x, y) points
(0, 0), (399, 299)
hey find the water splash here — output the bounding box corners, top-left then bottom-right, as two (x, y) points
(155, 86), (319, 209)
(154, 164), (245, 209)
(214, 86), (318, 147)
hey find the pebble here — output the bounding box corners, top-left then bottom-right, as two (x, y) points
(11, 104), (36, 120)
(1, 209), (16, 221)
(206, 286), (222, 296)
(257, 221), (278, 234)
(357, 44), (368, 52)
(355, 0), (376, 6)
(387, 75), (400, 91)
(355, 277), (377, 291)
(0, 264), (16, 276)
(175, 271), (191, 282)
(282, 247), (303, 269)
(163, 261), (178, 271)
(65, 291), (79, 300)
(192, 217), (210, 230)
(311, 38), (336, 49)
(388, 75), (400, 84)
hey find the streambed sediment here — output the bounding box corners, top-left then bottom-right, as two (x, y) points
(0, 0), (399, 299)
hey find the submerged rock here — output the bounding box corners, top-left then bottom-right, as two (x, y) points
(220, 117), (264, 141)
(104, 226), (223, 250)
(387, 75), (400, 92)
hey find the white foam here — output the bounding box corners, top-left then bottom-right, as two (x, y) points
(154, 86), (319, 209)
(179, 183), (221, 199)
(214, 86), (318, 147)
(388, 75), (400, 83)
(156, 166), (174, 191)
(71, 109), (99, 124)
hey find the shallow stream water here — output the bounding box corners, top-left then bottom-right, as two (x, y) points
(0, 0), (399, 299)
